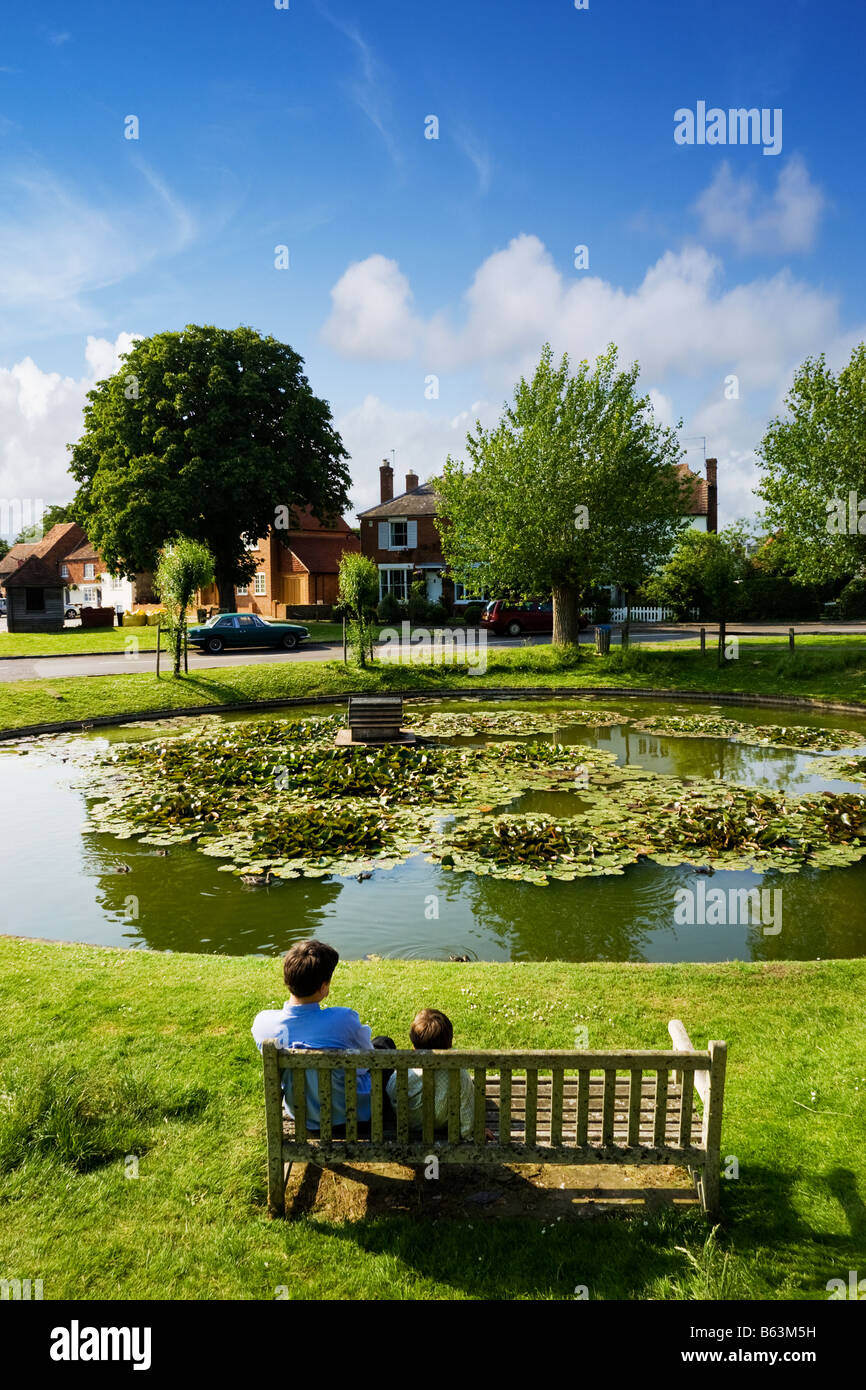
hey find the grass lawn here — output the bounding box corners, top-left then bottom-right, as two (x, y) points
(0, 939), (863, 1300)
(1, 637), (865, 734)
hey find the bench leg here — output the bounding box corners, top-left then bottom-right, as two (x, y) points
(268, 1161), (291, 1218)
(701, 1154), (720, 1221)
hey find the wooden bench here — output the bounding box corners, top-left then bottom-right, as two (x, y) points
(346, 695), (404, 743)
(261, 1019), (727, 1219)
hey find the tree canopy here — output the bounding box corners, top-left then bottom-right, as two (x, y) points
(69, 325), (351, 609)
(435, 344), (688, 645)
(756, 344), (866, 585)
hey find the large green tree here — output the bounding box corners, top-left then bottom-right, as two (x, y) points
(435, 344), (688, 646)
(756, 344), (866, 584)
(69, 325), (351, 610)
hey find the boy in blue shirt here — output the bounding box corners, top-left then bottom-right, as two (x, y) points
(251, 939), (395, 1130)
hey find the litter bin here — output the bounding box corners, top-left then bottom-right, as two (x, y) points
(594, 624), (612, 655)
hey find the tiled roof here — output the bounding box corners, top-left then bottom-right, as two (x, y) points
(357, 481), (438, 520)
(676, 463), (709, 516)
(282, 533), (360, 574)
(64, 541), (101, 563)
(0, 543), (38, 578)
(288, 504), (355, 533)
(3, 555), (66, 588)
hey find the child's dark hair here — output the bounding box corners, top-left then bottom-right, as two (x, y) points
(283, 940), (339, 997)
(410, 1008), (454, 1049)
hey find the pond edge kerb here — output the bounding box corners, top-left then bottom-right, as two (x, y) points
(3, 684), (866, 742)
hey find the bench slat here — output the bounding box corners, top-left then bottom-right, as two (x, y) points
(344, 1062), (358, 1142)
(602, 1070), (617, 1145)
(447, 1069), (461, 1143)
(628, 1069), (643, 1147)
(654, 1070), (669, 1145)
(525, 1070), (537, 1147)
(371, 1070), (384, 1145)
(473, 1067), (486, 1144)
(273, 1049), (710, 1070)
(679, 1069), (695, 1148)
(576, 1069), (590, 1145)
(550, 1068), (564, 1148)
(499, 1067), (512, 1147)
(318, 1070), (333, 1143)
(395, 1069), (409, 1144)
(291, 1068), (307, 1138)
(422, 1068), (435, 1146)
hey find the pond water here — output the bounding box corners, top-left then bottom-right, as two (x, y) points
(2, 697), (865, 964)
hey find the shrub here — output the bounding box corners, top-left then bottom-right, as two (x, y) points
(837, 577), (866, 619)
(428, 602), (449, 625)
(376, 592), (404, 624)
(461, 603), (484, 625)
(407, 578), (433, 624)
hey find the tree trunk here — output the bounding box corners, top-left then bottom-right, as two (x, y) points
(552, 584), (581, 647)
(216, 572), (235, 612)
(717, 614), (726, 667)
(622, 589), (632, 648)
(173, 620), (183, 677)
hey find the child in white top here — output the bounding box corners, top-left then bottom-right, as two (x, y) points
(386, 1008), (476, 1139)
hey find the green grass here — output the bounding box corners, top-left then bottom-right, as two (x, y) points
(1, 638), (865, 734)
(0, 939), (863, 1300)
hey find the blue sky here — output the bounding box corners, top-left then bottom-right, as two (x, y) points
(1, 0), (864, 533)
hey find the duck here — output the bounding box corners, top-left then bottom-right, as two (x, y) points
(449, 954), (471, 963)
(695, 864), (715, 876)
(356, 871), (373, 882)
(114, 864), (132, 874)
(240, 869), (275, 887)
(154, 849), (169, 857)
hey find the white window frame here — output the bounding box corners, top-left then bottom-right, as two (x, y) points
(82, 587), (99, 605)
(84, 563), (95, 580)
(254, 572), (266, 595)
(236, 584), (249, 597)
(389, 519), (408, 548)
(379, 565), (411, 601)
(60, 564), (69, 578)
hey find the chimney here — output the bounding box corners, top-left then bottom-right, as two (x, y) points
(706, 457), (718, 534)
(405, 471), (419, 493)
(379, 459), (393, 504)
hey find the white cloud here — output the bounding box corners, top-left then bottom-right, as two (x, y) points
(322, 254), (419, 359)
(322, 234), (842, 395)
(694, 157), (827, 254)
(0, 333), (136, 535)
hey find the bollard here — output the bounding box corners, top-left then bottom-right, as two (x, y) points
(789, 627), (795, 652)
(700, 627), (706, 654)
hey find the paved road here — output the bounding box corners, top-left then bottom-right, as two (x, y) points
(0, 622), (862, 682)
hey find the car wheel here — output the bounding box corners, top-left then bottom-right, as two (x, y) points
(281, 633), (298, 650)
(65, 608), (77, 618)
(506, 620), (522, 637)
(205, 637), (224, 654)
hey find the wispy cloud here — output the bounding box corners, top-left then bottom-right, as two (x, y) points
(452, 126), (492, 195)
(319, 7), (402, 168)
(694, 157), (827, 254)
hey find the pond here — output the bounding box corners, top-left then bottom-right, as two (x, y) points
(2, 697), (865, 964)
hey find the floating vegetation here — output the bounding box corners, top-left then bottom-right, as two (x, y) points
(404, 706), (628, 738)
(632, 714), (864, 753)
(72, 709), (866, 884)
(805, 753), (866, 786)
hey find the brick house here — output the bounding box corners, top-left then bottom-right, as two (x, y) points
(357, 462), (469, 608)
(197, 507), (360, 618)
(358, 456), (719, 612)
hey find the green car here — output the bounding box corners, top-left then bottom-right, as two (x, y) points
(188, 612), (309, 654)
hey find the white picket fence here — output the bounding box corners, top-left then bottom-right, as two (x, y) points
(587, 604), (694, 624)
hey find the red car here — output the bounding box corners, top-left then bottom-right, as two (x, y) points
(480, 599), (590, 637)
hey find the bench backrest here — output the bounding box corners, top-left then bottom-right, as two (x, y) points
(347, 695), (403, 738)
(262, 1026), (727, 1162)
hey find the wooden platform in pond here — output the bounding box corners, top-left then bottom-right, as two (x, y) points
(339, 695), (416, 745)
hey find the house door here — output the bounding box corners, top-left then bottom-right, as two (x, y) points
(425, 571), (443, 604)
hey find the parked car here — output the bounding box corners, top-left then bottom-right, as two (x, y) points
(480, 599), (590, 637)
(0, 596), (6, 616)
(187, 612), (309, 654)
(64, 603), (81, 618)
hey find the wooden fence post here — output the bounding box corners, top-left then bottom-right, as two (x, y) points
(184, 623), (189, 673)
(342, 614), (347, 664)
(789, 627), (795, 652)
(700, 627), (706, 655)
(156, 622), (161, 678)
